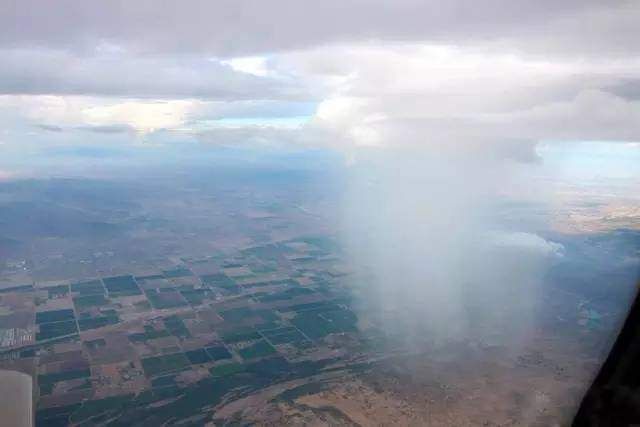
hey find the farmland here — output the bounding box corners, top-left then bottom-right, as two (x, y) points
(0, 172), (633, 426)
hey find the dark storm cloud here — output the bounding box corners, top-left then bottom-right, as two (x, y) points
(1, 0), (636, 58)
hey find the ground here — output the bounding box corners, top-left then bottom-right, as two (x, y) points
(0, 173), (637, 426)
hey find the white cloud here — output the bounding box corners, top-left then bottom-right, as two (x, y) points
(2, 41), (639, 155)
(0, 95), (201, 134)
(81, 100), (198, 133)
(272, 43), (640, 154)
(0, 3), (638, 160)
(490, 231), (565, 258)
(221, 56), (270, 77)
(0, 48), (305, 100)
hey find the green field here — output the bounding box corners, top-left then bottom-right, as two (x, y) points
(0, 284), (33, 294)
(141, 353), (190, 377)
(163, 315), (191, 339)
(209, 362), (245, 377)
(185, 348), (212, 364)
(151, 374), (177, 388)
(220, 307), (253, 322)
(241, 243), (288, 260)
(281, 300), (341, 313)
(135, 274), (164, 281)
(145, 289), (188, 309)
(322, 309), (358, 329)
(73, 294), (109, 309)
(290, 308), (357, 340)
(70, 280), (105, 295)
(179, 288), (210, 305)
(238, 340), (276, 360)
(205, 345), (232, 361)
(38, 368), (91, 394)
(221, 328), (262, 344)
(163, 267), (193, 278)
(200, 273), (238, 290)
(78, 315), (119, 331)
(261, 327), (308, 345)
(103, 275), (142, 296)
(36, 403), (81, 426)
(36, 308), (76, 324)
(259, 286), (314, 302)
(37, 320), (78, 340)
(68, 394), (133, 424)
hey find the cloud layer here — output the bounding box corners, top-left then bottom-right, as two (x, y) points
(3, 1), (638, 58)
(0, 1), (638, 154)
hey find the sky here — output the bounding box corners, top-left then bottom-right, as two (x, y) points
(0, 0), (639, 172)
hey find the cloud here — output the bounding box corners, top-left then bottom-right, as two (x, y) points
(0, 2), (636, 157)
(340, 146), (549, 348)
(0, 49), (307, 100)
(3, 41), (639, 159)
(2, 1), (637, 59)
(0, 95), (196, 134)
(79, 100), (197, 133)
(490, 231), (565, 258)
(0, 95), (322, 144)
(74, 124), (134, 134)
(606, 79), (640, 101)
(34, 123), (134, 134)
(221, 56), (270, 77)
(35, 124), (64, 132)
(272, 44), (640, 156)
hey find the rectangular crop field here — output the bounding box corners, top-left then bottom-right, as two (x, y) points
(102, 275), (142, 296)
(204, 345), (232, 361)
(238, 340), (276, 360)
(141, 353), (190, 377)
(37, 320), (78, 340)
(70, 280), (105, 296)
(36, 309), (76, 324)
(73, 294), (109, 309)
